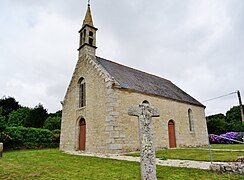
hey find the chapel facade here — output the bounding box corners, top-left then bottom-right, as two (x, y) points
(60, 4), (209, 153)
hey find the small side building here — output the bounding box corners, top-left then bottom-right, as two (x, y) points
(60, 4), (208, 154)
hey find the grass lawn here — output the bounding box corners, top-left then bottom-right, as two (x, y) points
(210, 144), (244, 150)
(0, 149), (243, 180)
(155, 149), (244, 162)
(128, 144), (244, 162)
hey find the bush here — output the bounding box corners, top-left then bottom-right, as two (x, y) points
(43, 116), (61, 130)
(8, 107), (31, 127)
(0, 127), (60, 149)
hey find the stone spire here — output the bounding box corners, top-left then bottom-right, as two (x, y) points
(82, 4), (94, 27)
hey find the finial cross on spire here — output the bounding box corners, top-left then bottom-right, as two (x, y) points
(88, 0), (90, 5)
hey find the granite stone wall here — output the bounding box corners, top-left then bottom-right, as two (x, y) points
(60, 52), (208, 154)
(108, 89), (209, 153)
(60, 53), (111, 153)
(210, 163), (244, 175)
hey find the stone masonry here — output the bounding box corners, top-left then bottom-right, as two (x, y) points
(60, 3), (209, 154)
(60, 53), (209, 153)
(128, 101), (159, 180)
(210, 163), (244, 175)
(60, 52), (209, 153)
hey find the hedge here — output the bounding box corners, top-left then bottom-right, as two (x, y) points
(0, 127), (60, 149)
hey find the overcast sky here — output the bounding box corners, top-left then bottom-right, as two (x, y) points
(1, 0), (244, 115)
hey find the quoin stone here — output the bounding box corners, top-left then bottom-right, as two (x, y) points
(0, 143), (3, 158)
(60, 2), (209, 154)
(128, 101), (159, 180)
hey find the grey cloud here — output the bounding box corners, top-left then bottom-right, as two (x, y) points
(1, 0), (244, 114)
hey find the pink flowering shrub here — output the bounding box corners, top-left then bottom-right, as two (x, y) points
(209, 132), (244, 144)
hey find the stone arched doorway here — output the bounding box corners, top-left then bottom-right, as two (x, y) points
(79, 118), (86, 150)
(168, 120), (176, 148)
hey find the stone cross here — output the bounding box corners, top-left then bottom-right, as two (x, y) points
(128, 101), (160, 180)
(0, 143), (3, 158)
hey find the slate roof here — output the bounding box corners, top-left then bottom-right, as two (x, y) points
(96, 57), (204, 107)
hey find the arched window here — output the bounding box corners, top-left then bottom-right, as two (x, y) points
(188, 109), (194, 132)
(78, 78), (86, 108)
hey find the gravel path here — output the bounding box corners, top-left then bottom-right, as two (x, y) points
(65, 151), (230, 170)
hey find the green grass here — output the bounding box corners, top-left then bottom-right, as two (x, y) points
(128, 146), (244, 162)
(210, 144), (244, 150)
(0, 149), (243, 179)
(156, 149), (243, 162)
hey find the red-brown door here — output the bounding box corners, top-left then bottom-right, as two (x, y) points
(79, 119), (86, 150)
(168, 120), (176, 148)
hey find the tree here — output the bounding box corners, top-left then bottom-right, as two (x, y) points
(24, 103), (48, 128)
(206, 105), (244, 134)
(0, 96), (21, 118)
(0, 107), (6, 132)
(206, 113), (227, 134)
(226, 121), (244, 132)
(8, 107), (32, 127)
(48, 110), (62, 118)
(43, 116), (61, 130)
(226, 105), (244, 123)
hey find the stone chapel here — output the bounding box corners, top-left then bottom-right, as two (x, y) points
(60, 4), (209, 153)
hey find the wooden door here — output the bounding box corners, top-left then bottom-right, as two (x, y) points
(79, 119), (86, 150)
(168, 120), (176, 148)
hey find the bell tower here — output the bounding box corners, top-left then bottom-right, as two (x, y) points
(78, 2), (97, 57)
